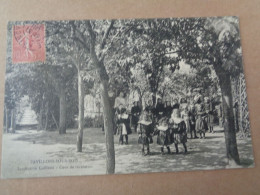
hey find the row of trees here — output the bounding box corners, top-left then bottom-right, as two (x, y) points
(5, 17), (243, 173)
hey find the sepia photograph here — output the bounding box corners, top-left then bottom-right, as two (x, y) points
(1, 16), (254, 178)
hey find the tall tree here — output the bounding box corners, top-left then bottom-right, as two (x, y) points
(201, 17), (242, 165)
(180, 17), (242, 165)
(65, 20), (136, 173)
(55, 20), (95, 151)
(46, 21), (81, 134)
(85, 20), (116, 174)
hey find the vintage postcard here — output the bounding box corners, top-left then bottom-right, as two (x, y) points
(1, 16), (254, 178)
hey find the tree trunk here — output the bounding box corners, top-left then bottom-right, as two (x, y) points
(77, 72), (84, 152)
(216, 67), (240, 165)
(100, 80), (115, 174)
(86, 21), (115, 173)
(107, 95), (116, 134)
(5, 107), (9, 133)
(239, 75), (245, 137)
(59, 87), (66, 134)
(37, 104), (43, 131)
(44, 102), (49, 130)
(51, 111), (59, 130)
(152, 92), (156, 106)
(10, 109), (16, 133)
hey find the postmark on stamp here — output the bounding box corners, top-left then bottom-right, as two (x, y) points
(12, 24), (45, 63)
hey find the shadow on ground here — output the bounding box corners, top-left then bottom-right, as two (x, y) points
(14, 128), (105, 145)
(5, 125), (254, 175)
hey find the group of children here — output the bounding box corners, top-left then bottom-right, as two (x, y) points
(115, 92), (216, 156)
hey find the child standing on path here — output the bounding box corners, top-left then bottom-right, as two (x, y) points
(195, 113), (207, 139)
(154, 117), (172, 155)
(170, 109), (188, 154)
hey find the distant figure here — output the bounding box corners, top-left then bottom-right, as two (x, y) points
(195, 112), (207, 139)
(155, 98), (164, 121)
(179, 97), (188, 112)
(114, 92), (127, 111)
(131, 101), (141, 133)
(145, 100), (156, 121)
(181, 107), (191, 139)
(188, 103), (198, 139)
(137, 101), (143, 112)
(116, 104), (132, 145)
(204, 97), (214, 133)
(172, 98), (180, 110)
(216, 102), (223, 127)
(194, 96), (205, 116)
(164, 101), (172, 118)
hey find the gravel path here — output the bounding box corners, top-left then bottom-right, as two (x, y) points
(1, 127), (254, 178)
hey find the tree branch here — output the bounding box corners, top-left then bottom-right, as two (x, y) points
(86, 21), (109, 81)
(165, 50), (180, 55)
(70, 21), (90, 53)
(100, 20), (115, 51)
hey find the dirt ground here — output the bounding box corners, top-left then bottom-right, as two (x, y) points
(1, 126), (254, 178)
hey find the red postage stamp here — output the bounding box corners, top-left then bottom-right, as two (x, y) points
(12, 24), (45, 63)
